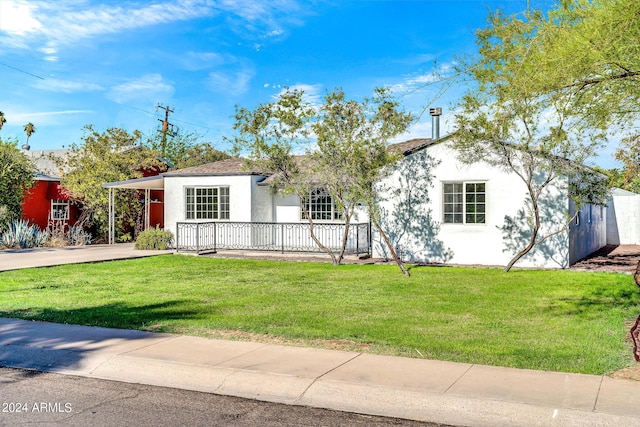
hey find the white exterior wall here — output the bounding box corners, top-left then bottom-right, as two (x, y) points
(273, 193), (302, 223)
(251, 179), (273, 222)
(374, 142), (575, 269)
(163, 174), (259, 238)
(607, 188), (640, 245)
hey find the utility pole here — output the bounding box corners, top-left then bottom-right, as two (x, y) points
(156, 104), (175, 157)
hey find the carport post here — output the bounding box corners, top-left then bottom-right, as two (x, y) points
(144, 188), (150, 230)
(108, 188), (115, 245)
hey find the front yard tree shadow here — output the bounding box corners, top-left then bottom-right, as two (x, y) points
(499, 185), (571, 270)
(375, 149), (453, 263)
(2, 300), (203, 332)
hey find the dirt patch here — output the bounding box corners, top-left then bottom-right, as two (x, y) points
(194, 329), (374, 352)
(571, 245), (640, 274)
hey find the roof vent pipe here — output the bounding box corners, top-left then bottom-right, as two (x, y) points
(429, 107), (442, 140)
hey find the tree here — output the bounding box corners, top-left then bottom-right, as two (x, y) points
(453, 0), (614, 272)
(229, 89), (343, 263)
(469, 0), (639, 132)
(174, 143), (231, 169)
(0, 137), (35, 229)
(23, 122), (35, 149)
(145, 131), (231, 169)
(614, 135), (640, 193)
(0, 111), (6, 130)
(60, 126), (162, 242)
(312, 88), (413, 274)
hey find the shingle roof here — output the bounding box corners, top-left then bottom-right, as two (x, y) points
(162, 138), (436, 182)
(162, 158), (264, 177)
(387, 138), (433, 155)
(24, 149), (71, 179)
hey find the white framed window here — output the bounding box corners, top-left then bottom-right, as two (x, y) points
(302, 188), (342, 221)
(51, 199), (69, 220)
(185, 187), (230, 220)
(443, 182), (486, 224)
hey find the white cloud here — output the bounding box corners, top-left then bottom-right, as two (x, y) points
(0, 0), (41, 36)
(207, 68), (255, 96)
(33, 78), (103, 93)
(181, 51), (227, 71)
(1, 0), (309, 60)
(1, 1), (219, 59)
(9, 109), (94, 126)
(108, 74), (174, 104)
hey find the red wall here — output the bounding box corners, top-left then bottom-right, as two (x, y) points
(22, 180), (78, 230)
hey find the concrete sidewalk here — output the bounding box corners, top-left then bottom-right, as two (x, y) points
(1, 318), (639, 426)
(0, 243), (172, 271)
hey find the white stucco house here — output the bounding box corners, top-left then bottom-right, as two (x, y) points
(104, 137), (607, 269)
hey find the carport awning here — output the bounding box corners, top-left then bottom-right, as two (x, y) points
(102, 175), (164, 190)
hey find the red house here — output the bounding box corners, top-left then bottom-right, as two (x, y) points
(21, 150), (79, 230)
(21, 148), (167, 232)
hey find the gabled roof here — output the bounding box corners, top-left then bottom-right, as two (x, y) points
(161, 138), (437, 184)
(24, 149), (71, 180)
(388, 138), (434, 155)
(162, 158), (263, 177)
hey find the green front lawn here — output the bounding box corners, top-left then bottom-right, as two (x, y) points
(0, 255), (638, 375)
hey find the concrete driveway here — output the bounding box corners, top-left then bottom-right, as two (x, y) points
(0, 243), (172, 272)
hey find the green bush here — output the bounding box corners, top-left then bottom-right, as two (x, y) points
(134, 227), (173, 250)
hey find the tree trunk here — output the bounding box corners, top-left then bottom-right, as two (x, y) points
(374, 220), (409, 276)
(630, 262), (640, 361)
(504, 185), (540, 273)
(300, 196), (338, 265)
(336, 207), (354, 264)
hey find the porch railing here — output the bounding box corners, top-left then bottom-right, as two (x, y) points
(175, 221), (371, 256)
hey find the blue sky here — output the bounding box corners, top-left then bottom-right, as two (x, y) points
(0, 0), (617, 167)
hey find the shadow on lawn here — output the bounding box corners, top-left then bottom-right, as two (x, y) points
(543, 285), (639, 316)
(3, 300), (204, 331)
(0, 301), (203, 377)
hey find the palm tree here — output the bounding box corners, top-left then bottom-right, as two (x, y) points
(0, 111), (6, 130)
(23, 122), (36, 149)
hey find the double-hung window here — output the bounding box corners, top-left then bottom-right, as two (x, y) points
(302, 188), (342, 221)
(185, 187), (230, 220)
(51, 199), (69, 221)
(443, 182), (486, 224)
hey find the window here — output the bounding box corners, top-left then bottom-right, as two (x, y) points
(443, 182), (486, 224)
(185, 187), (230, 220)
(302, 188), (342, 221)
(51, 200), (69, 220)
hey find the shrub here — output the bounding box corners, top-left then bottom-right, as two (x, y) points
(1, 220), (49, 249)
(134, 227), (173, 250)
(45, 221), (92, 247)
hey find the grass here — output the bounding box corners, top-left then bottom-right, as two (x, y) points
(0, 254), (638, 375)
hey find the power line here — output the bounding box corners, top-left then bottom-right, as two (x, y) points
(0, 62), (45, 80)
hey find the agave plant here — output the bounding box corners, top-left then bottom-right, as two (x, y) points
(68, 226), (92, 246)
(1, 220), (49, 249)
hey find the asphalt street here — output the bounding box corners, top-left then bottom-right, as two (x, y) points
(0, 367), (453, 427)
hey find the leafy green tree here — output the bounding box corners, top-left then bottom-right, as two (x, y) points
(312, 88), (413, 274)
(614, 135), (640, 193)
(453, 0), (614, 272)
(0, 137), (35, 229)
(145, 131), (231, 169)
(229, 88), (343, 261)
(60, 126), (162, 242)
(0, 111), (6, 130)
